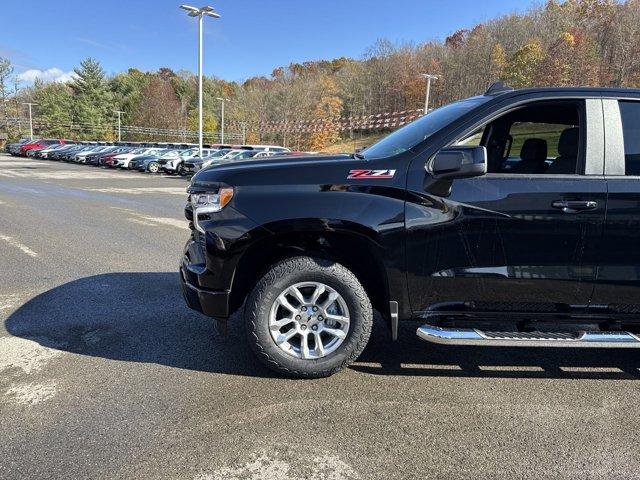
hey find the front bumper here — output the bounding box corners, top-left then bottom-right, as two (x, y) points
(178, 203), (271, 319)
(183, 163), (200, 173)
(180, 262), (231, 318)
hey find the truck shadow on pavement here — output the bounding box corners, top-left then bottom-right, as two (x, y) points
(5, 272), (640, 380)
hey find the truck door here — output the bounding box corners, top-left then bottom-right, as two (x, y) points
(405, 98), (607, 316)
(591, 98), (640, 309)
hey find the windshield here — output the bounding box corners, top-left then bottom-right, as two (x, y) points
(361, 96), (488, 160)
(226, 150), (248, 158)
(161, 150), (180, 158)
(206, 149), (230, 158)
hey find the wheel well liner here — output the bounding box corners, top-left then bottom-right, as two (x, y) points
(229, 230), (390, 317)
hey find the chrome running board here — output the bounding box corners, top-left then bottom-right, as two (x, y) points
(417, 324), (640, 348)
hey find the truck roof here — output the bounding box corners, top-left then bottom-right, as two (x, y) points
(485, 82), (640, 99)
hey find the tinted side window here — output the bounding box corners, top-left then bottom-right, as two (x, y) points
(619, 101), (640, 175)
(508, 123), (569, 159)
(455, 101), (582, 175)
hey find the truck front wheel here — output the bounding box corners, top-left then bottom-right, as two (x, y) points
(245, 256), (373, 378)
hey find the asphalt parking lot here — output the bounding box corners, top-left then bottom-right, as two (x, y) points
(2, 153), (640, 480)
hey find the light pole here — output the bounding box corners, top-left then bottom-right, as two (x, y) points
(419, 74), (439, 114)
(216, 97), (229, 144)
(180, 4), (221, 158)
(22, 102), (37, 140)
(113, 110), (125, 142)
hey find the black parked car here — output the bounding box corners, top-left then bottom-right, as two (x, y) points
(85, 147), (131, 166)
(5, 139), (31, 155)
(48, 144), (85, 161)
(182, 149), (233, 174)
(180, 84), (640, 378)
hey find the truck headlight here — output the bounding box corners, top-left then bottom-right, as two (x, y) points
(191, 188), (234, 233)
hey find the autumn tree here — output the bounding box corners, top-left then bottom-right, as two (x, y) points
(133, 76), (182, 131)
(109, 68), (149, 133)
(33, 80), (73, 138)
(505, 42), (544, 88)
(309, 76), (343, 151)
(490, 44), (507, 81)
(0, 57), (15, 136)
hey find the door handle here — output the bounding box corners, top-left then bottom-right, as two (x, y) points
(552, 200), (598, 214)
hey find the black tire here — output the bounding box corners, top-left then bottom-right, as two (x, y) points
(245, 256), (373, 378)
(147, 161), (159, 173)
(176, 163), (185, 176)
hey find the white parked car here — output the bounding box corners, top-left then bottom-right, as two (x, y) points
(246, 145), (290, 154)
(159, 148), (215, 175)
(111, 148), (165, 168)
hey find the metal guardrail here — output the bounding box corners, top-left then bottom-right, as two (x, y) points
(2, 108), (427, 139)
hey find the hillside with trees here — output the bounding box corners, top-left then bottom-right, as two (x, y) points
(1, 0), (640, 150)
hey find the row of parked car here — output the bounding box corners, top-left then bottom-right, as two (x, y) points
(5, 138), (295, 175)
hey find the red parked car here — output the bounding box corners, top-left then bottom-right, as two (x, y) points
(20, 139), (66, 156)
(100, 154), (119, 167)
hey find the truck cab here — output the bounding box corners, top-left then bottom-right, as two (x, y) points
(180, 84), (640, 377)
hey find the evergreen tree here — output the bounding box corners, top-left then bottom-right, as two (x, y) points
(71, 58), (113, 139)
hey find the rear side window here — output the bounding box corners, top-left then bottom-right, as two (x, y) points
(619, 101), (640, 175)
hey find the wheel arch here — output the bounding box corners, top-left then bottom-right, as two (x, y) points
(229, 223), (391, 319)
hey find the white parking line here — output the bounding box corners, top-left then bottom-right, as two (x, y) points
(478, 365), (544, 372)
(0, 235), (38, 257)
(401, 363), (463, 370)
(0, 294), (20, 311)
(111, 206), (188, 230)
(86, 187), (187, 195)
(0, 161), (49, 167)
(559, 366), (623, 373)
(0, 336), (63, 374)
(127, 218), (159, 227)
(141, 216), (188, 229)
(0, 170), (150, 180)
(5, 382), (57, 405)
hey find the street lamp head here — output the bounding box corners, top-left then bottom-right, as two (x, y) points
(201, 5), (220, 17)
(179, 4), (220, 18)
(180, 4), (199, 13)
(420, 73), (439, 80)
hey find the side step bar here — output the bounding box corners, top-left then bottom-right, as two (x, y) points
(417, 324), (640, 348)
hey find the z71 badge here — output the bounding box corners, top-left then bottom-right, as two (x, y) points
(348, 169), (396, 179)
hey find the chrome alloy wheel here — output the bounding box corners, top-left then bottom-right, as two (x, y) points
(269, 281), (350, 359)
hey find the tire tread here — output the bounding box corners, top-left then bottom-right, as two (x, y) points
(245, 256), (372, 378)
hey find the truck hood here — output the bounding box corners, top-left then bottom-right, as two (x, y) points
(190, 153), (357, 189)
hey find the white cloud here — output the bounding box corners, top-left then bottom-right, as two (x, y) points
(17, 67), (78, 84)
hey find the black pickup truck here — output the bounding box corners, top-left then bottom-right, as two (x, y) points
(180, 83), (640, 378)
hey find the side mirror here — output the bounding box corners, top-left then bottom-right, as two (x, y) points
(428, 146), (487, 180)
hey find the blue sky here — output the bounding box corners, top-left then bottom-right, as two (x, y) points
(1, 0), (534, 84)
